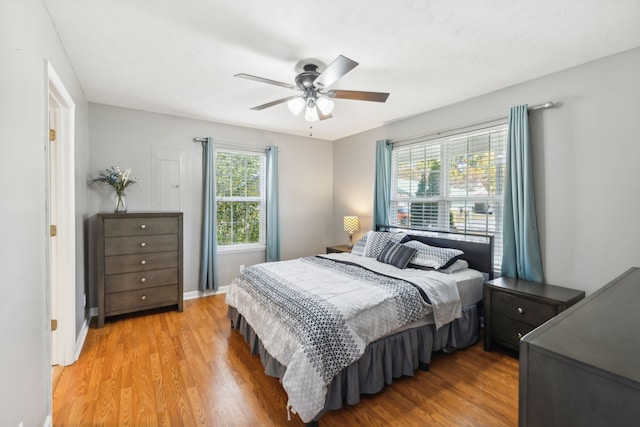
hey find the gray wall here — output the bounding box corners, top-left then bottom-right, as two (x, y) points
(333, 48), (640, 295)
(88, 104), (333, 305)
(0, 0), (90, 425)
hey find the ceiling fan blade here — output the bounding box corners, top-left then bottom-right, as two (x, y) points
(313, 55), (358, 89)
(235, 73), (298, 90)
(326, 90), (390, 103)
(250, 95), (300, 111)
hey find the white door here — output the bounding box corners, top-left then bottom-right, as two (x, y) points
(152, 148), (185, 211)
(47, 62), (77, 368)
(48, 100), (61, 366)
(159, 159), (181, 210)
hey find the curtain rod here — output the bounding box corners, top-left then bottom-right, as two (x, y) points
(192, 137), (277, 152)
(390, 102), (554, 145)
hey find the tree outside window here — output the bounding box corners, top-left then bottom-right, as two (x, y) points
(216, 150), (265, 247)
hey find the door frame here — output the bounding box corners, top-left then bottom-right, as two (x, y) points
(47, 62), (77, 366)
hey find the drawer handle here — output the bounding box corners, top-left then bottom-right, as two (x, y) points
(141, 260), (146, 265)
(140, 224), (146, 229)
(517, 332), (523, 339)
(141, 295), (146, 301)
(517, 307), (524, 314)
(140, 277), (146, 283)
(140, 242), (146, 247)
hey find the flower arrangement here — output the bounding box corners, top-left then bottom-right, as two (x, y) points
(91, 166), (137, 195)
(91, 166), (137, 212)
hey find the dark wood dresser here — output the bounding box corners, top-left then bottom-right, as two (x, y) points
(96, 212), (183, 327)
(484, 277), (585, 353)
(519, 267), (640, 426)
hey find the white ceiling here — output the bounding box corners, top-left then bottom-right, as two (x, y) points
(44, 0), (640, 141)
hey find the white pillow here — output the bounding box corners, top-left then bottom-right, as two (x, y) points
(350, 231), (370, 256)
(403, 240), (464, 269)
(363, 231), (407, 258)
(437, 259), (469, 274)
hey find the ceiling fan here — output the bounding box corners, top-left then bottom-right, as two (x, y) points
(235, 55), (389, 122)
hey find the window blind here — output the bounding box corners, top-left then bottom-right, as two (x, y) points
(391, 124), (507, 273)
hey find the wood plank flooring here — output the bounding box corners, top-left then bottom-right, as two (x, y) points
(53, 294), (519, 426)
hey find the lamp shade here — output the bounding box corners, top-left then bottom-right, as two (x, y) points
(316, 96), (334, 115)
(287, 97), (305, 115)
(304, 105), (319, 122)
(343, 216), (359, 233)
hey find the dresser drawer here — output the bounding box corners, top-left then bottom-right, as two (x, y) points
(104, 217), (178, 237)
(105, 284), (178, 313)
(104, 234), (178, 256)
(490, 315), (537, 350)
(104, 268), (178, 294)
(492, 291), (557, 326)
(105, 251), (178, 274)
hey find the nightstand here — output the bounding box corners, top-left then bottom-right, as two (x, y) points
(326, 245), (352, 254)
(483, 276), (584, 353)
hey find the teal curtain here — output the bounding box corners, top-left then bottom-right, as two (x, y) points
(199, 138), (218, 291)
(373, 139), (392, 228)
(502, 105), (544, 282)
(266, 145), (280, 262)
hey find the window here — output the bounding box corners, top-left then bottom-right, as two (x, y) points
(216, 149), (266, 249)
(391, 124), (507, 272)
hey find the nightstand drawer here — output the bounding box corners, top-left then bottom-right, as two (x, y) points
(483, 276), (585, 354)
(492, 291), (556, 326)
(490, 315), (537, 350)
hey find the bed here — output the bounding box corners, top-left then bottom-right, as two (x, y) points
(226, 227), (494, 425)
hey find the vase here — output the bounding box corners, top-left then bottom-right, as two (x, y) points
(114, 192), (127, 213)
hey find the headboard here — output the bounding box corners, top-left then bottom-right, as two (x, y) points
(377, 225), (495, 280)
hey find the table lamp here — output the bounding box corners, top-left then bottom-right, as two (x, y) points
(343, 216), (359, 248)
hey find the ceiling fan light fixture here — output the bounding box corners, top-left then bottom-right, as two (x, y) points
(287, 97), (305, 115)
(316, 96), (334, 115)
(304, 104), (319, 122)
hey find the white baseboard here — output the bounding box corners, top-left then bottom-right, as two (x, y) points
(43, 414), (52, 427)
(73, 316), (90, 364)
(183, 285), (229, 300)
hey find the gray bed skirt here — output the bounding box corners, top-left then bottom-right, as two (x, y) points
(227, 304), (479, 421)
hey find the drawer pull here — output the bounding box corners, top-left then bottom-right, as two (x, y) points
(141, 260), (146, 265)
(140, 224), (146, 229)
(517, 307), (524, 314)
(517, 332), (523, 339)
(141, 295), (146, 301)
(140, 242), (146, 247)
(140, 277), (147, 283)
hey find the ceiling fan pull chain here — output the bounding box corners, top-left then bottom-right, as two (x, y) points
(309, 123), (313, 137)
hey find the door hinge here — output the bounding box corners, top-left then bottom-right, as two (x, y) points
(50, 224), (57, 237)
(51, 319), (58, 331)
(49, 129), (56, 141)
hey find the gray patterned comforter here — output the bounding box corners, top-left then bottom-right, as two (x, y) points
(225, 253), (461, 423)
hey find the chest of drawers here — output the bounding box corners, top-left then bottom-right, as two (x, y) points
(519, 268), (640, 427)
(484, 277), (584, 353)
(96, 212), (183, 327)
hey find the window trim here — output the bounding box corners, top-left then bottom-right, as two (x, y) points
(390, 123), (507, 273)
(215, 148), (266, 249)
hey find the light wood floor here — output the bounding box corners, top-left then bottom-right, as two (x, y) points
(53, 294), (519, 426)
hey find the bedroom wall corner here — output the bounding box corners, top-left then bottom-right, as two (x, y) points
(332, 128), (386, 246)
